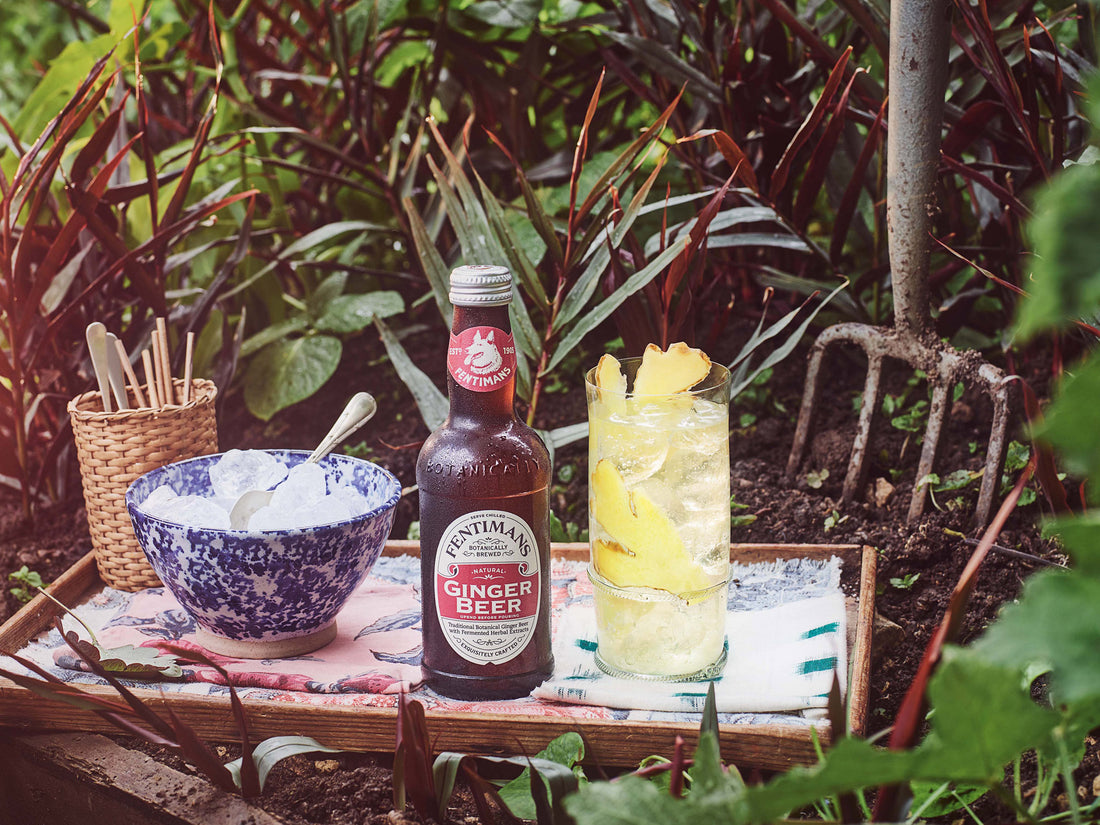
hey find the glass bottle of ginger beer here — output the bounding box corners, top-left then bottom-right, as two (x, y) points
(416, 264), (554, 700)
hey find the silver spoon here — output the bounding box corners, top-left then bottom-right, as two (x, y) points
(228, 392), (378, 530)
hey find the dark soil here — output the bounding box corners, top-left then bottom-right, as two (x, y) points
(0, 311), (1088, 823)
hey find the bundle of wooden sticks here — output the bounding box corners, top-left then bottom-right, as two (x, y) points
(86, 317), (196, 412)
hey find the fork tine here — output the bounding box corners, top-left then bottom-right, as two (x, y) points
(841, 352), (886, 505)
(907, 381), (951, 522)
(973, 380), (1012, 528)
(786, 340), (830, 478)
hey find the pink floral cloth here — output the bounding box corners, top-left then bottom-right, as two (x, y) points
(60, 579), (424, 694)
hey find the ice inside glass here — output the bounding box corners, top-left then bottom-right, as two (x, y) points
(586, 343), (731, 680)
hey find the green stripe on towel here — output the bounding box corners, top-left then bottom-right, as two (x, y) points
(799, 656), (837, 675)
(576, 639), (598, 652)
(803, 622), (839, 639)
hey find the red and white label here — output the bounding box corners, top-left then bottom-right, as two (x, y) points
(447, 326), (516, 392)
(434, 510), (540, 665)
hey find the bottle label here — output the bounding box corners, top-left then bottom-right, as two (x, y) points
(434, 510), (540, 665)
(448, 326), (516, 392)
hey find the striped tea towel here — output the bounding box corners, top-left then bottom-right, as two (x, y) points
(533, 557), (847, 714)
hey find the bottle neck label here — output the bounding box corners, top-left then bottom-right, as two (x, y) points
(434, 510), (540, 665)
(448, 326), (516, 392)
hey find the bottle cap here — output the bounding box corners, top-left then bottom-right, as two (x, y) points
(449, 264), (513, 306)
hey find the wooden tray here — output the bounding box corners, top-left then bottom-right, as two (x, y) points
(0, 541), (874, 770)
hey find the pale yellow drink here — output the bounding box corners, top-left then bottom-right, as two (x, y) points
(586, 347), (730, 679)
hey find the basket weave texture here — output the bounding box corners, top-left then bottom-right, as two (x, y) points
(68, 378), (218, 591)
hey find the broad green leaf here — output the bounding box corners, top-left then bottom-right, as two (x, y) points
(316, 291), (405, 334)
(307, 272), (349, 320)
(466, 0), (541, 27)
(1031, 357), (1100, 503)
(509, 286), (541, 365)
(225, 736), (342, 792)
(243, 336), (342, 421)
(917, 648), (1059, 779)
(566, 774), (741, 825)
(972, 570), (1100, 707)
(239, 316), (309, 358)
(374, 318), (449, 431)
(1018, 160), (1100, 340)
(499, 732), (585, 820)
(554, 243), (611, 335)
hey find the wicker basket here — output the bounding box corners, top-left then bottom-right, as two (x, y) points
(68, 379), (219, 591)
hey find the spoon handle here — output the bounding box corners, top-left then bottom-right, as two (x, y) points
(307, 392), (378, 464)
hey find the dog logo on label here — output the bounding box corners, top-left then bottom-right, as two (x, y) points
(464, 330), (503, 376)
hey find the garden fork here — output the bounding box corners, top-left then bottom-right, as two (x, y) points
(785, 0), (1012, 529)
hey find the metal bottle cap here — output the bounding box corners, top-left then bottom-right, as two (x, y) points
(449, 264), (513, 306)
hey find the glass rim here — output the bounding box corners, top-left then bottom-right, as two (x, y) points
(584, 357), (731, 397)
(586, 565), (728, 601)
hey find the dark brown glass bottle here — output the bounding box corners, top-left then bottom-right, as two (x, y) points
(416, 264), (554, 700)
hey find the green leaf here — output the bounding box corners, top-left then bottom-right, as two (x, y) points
(909, 781), (988, 820)
(315, 291), (405, 334)
(243, 336), (342, 421)
(972, 569), (1100, 707)
(224, 221), (385, 300)
(374, 318), (449, 431)
(499, 732), (585, 820)
(1032, 357), (1100, 503)
(726, 281), (847, 399)
(62, 634), (183, 679)
(465, 0), (541, 27)
(547, 237), (690, 373)
(403, 196), (453, 323)
(565, 775), (701, 825)
(225, 736), (342, 792)
(554, 158), (666, 333)
(239, 316), (311, 358)
(934, 469), (975, 491)
(1018, 160), (1100, 340)
(307, 272), (349, 320)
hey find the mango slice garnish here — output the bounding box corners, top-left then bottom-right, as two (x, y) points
(590, 459), (711, 593)
(632, 342), (711, 396)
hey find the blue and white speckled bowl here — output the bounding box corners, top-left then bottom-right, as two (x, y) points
(125, 450), (400, 659)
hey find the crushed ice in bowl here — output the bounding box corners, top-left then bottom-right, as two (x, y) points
(137, 449), (375, 531)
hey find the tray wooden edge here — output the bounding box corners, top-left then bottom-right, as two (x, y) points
(0, 542), (873, 770)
